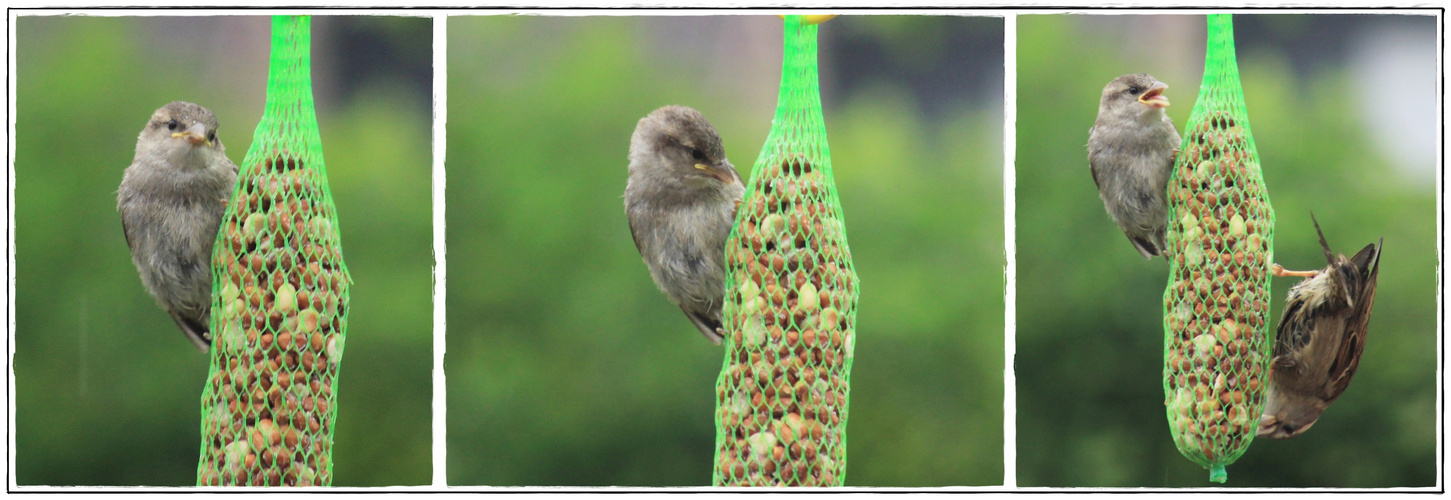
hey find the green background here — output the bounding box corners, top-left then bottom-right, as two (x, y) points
(14, 16), (433, 486)
(446, 15), (1005, 486)
(1016, 14), (1437, 487)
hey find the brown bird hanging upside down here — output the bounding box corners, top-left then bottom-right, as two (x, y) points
(1258, 215), (1382, 439)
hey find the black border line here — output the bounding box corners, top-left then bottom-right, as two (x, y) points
(2, 6), (1449, 10)
(5, 5), (1445, 492)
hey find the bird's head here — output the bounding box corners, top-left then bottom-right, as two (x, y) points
(629, 105), (738, 190)
(138, 101), (225, 169)
(1256, 388), (1328, 440)
(1100, 74), (1170, 119)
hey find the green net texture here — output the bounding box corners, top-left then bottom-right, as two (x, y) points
(197, 16), (351, 487)
(713, 16), (859, 487)
(1161, 14), (1275, 484)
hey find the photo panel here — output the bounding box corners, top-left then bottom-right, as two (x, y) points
(1015, 12), (1437, 487)
(445, 14), (1006, 487)
(13, 14), (433, 486)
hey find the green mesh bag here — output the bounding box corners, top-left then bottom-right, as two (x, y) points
(1161, 14), (1275, 484)
(196, 15), (351, 487)
(713, 15), (859, 488)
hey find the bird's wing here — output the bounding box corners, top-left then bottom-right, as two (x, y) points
(1161, 114), (1181, 150)
(1271, 284), (1316, 367)
(222, 160), (240, 207)
(1325, 241), (1382, 402)
(1086, 126), (1104, 190)
(121, 215), (134, 252)
(119, 169), (137, 251)
(625, 206), (646, 255)
(1087, 149), (1105, 190)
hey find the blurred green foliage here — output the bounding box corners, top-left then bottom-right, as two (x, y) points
(1016, 14), (1435, 487)
(14, 16), (432, 486)
(447, 15), (1004, 486)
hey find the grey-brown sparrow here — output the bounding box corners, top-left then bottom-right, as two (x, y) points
(1088, 73), (1179, 259)
(118, 101), (238, 352)
(625, 106), (744, 344)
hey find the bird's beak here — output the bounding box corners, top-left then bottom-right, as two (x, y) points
(695, 160), (737, 184)
(1255, 414), (1277, 438)
(172, 122), (210, 147)
(1139, 82), (1170, 108)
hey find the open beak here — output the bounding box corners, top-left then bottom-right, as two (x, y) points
(172, 122), (211, 147)
(694, 160), (738, 184)
(1255, 414), (1277, 438)
(1138, 82), (1169, 108)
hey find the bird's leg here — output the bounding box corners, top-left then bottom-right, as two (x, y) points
(1271, 263), (1319, 278)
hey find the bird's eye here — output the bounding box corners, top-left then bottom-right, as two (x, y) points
(1127, 86), (1142, 95)
(167, 119), (179, 131)
(690, 148), (706, 161)
(208, 132), (217, 142)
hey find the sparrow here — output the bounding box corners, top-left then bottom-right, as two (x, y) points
(1087, 73), (1179, 259)
(118, 101), (239, 352)
(1258, 214), (1383, 439)
(624, 106), (744, 344)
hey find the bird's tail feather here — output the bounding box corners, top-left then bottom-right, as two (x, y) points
(683, 308), (724, 345)
(1310, 212), (1336, 266)
(1129, 234), (1160, 260)
(170, 311), (212, 353)
(1350, 238), (1383, 276)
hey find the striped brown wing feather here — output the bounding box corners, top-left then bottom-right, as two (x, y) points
(1272, 284), (1314, 365)
(1325, 243), (1381, 402)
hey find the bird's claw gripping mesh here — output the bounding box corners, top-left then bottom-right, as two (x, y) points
(1161, 14), (1275, 484)
(713, 16), (859, 487)
(197, 16), (351, 487)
